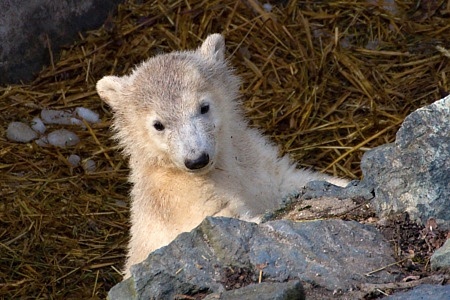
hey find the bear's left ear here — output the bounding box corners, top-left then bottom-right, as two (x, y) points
(199, 34), (225, 62)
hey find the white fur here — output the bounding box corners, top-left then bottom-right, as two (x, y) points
(96, 34), (348, 278)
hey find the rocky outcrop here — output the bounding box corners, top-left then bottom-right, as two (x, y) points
(108, 217), (397, 299)
(361, 94), (450, 229)
(203, 281), (305, 300)
(0, 0), (121, 84)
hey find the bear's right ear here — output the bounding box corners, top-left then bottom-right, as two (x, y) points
(96, 76), (125, 110)
(199, 34), (225, 62)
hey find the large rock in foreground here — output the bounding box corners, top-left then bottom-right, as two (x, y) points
(108, 217), (397, 299)
(361, 95), (450, 228)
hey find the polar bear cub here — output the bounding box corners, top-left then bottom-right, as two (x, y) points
(96, 34), (347, 278)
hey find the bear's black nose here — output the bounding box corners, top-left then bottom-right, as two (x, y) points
(185, 153), (210, 170)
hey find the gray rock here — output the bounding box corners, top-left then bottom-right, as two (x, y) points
(0, 0), (121, 84)
(67, 154), (81, 167)
(361, 95), (450, 228)
(301, 180), (374, 201)
(41, 109), (76, 125)
(204, 281), (304, 300)
(30, 117), (46, 134)
(82, 159), (96, 172)
(6, 121), (38, 143)
(108, 217), (397, 300)
(431, 239), (450, 271)
(385, 284), (450, 300)
(249, 219), (395, 289)
(74, 107), (100, 123)
(47, 129), (80, 148)
(261, 180), (373, 222)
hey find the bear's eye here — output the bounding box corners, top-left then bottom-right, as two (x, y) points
(153, 121), (165, 131)
(200, 103), (210, 115)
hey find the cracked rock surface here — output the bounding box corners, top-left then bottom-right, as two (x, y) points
(361, 95), (450, 229)
(108, 217), (397, 299)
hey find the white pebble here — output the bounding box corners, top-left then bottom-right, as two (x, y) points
(263, 3), (273, 12)
(75, 107), (99, 124)
(70, 118), (84, 127)
(41, 109), (74, 125)
(6, 122), (38, 143)
(47, 129), (80, 148)
(68, 154), (81, 167)
(31, 117), (46, 134)
(83, 159), (96, 172)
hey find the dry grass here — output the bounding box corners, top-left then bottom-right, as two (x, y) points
(1, 0), (449, 298)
